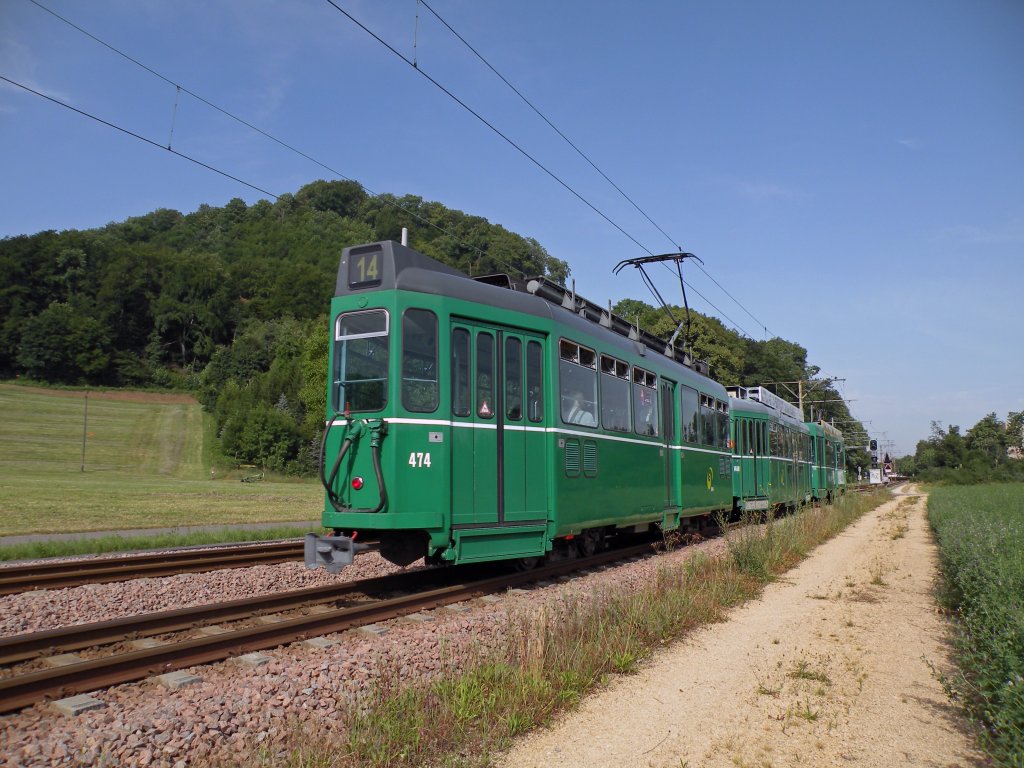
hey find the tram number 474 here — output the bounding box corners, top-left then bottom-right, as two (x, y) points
(408, 452), (432, 468)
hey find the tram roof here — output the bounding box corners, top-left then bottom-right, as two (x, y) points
(336, 241), (724, 393)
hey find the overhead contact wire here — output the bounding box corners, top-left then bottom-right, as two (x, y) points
(1, 75), (280, 200)
(322, 0), (655, 257)
(418, 0), (679, 252)
(26, 0), (529, 280)
(417, 0), (771, 337)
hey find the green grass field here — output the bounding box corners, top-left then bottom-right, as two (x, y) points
(0, 384), (323, 538)
(928, 483), (1024, 766)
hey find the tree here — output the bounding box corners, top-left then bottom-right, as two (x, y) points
(295, 180), (367, 219)
(1007, 411), (1024, 453)
(16, 300), (111, 383)
(930, 421), (966, 469)
(150, 252), (233, 366)
(965, 413), (1009, 465)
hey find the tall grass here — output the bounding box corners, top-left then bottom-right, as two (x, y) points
(928, 483), (1024, 767)
(233, 491), (885, 768)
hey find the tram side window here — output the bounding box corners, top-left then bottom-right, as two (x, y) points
(559, 339), (597, 427)
(600, 355), (630, 432)
(769, 423), (779, 456)
(505, 337), (522, 421)
(451, 329), (470, 417)
(680, 385), (699, 443)
(700, 394), (716, 446)
(716, 400), (729, 449)
(632, 368), (659, 437)
(526, 341), (544, 422)
(333, 310), (389, 413)
(476, 333), (495, 419)
(401, 309), (438, 413)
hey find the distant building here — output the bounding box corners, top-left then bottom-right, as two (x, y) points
(1008, 446), (1023, 460)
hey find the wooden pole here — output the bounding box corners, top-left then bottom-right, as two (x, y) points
(80, 390), (88, 472)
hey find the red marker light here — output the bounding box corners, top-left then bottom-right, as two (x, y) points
(351, 476), (364, 490)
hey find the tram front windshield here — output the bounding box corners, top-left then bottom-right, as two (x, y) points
(332, 310), (389, 413)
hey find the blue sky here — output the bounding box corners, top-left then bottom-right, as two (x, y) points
(2, 0), (1022, 457)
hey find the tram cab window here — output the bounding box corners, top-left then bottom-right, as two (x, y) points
(632, 368), (658, 437)
(600, 354), (631, 432)
(680, 385), (699, 443)
(401, 309), (438, 413)
(333, 309), (389, 413)
(559, 339), (597, 427)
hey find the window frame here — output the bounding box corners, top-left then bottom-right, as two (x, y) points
(332, 309), (390, 414)
(559, 338), (598, 428)
(599, 353), (631, 433)
(400, 308), (438, 413)
(631, 366), (659, 437)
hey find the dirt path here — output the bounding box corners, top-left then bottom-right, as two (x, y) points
(499, 487), (985, 768)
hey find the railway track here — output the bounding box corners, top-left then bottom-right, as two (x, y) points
(0, 539), (324, 596)
(0, 542), (655, 714)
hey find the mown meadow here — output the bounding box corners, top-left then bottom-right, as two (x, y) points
(928, 483), (1024, 767)
(0, 384), (323, 556)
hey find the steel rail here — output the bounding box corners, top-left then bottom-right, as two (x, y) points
(0, 543), (655, 714)
(0, 540), (311, 595)
(0, 566), (441, 666)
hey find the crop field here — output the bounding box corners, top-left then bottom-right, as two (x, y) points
(0, 384), (322, 537)
(928, 482), (1024, 765)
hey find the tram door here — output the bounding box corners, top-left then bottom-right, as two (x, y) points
(660, 379), (679, 507)
(756, 421), (768, 496)
(450, 320), (547, 527)
(742, 420), (758, 498)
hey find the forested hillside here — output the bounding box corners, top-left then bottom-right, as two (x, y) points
(0, 179), (863, 474)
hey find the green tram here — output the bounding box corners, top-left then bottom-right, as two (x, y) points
(306, 240), (841, 573)
(807, 419), (847, 502)
(726, 386), (814, 513)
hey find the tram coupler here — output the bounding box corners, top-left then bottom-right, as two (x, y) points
(304, 533), (369, 573)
